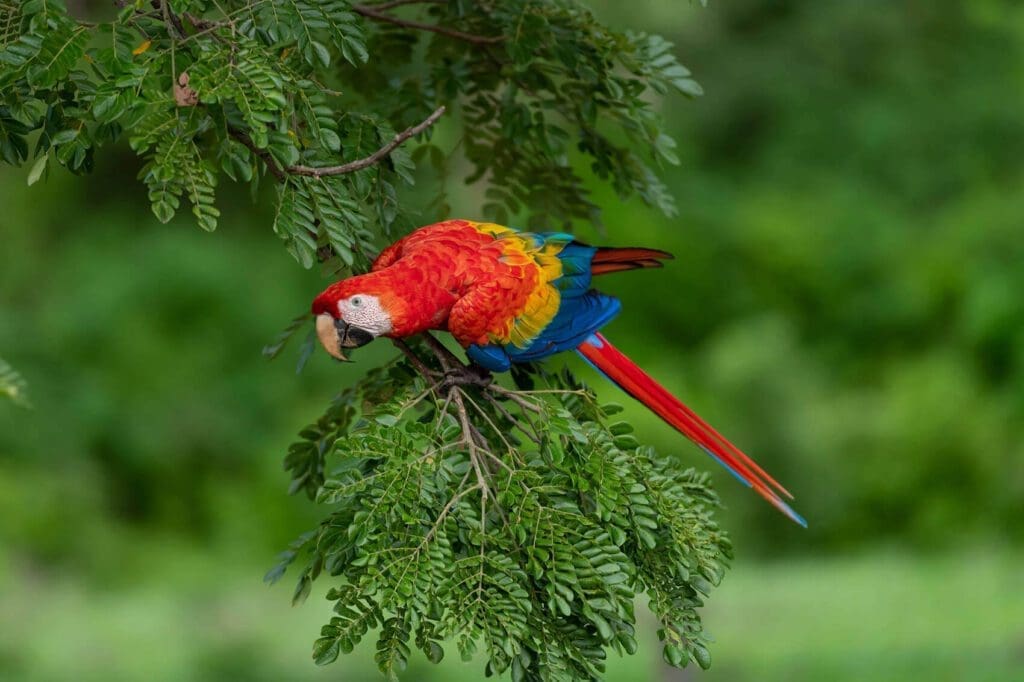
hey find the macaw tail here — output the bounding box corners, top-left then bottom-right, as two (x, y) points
(589, 246), (674, 275)
(576, 333), (806, 527)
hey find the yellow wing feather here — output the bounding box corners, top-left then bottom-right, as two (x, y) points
(464, 223), (565, 348)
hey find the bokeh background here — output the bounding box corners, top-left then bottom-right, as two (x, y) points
(2, 0), (1023, 680)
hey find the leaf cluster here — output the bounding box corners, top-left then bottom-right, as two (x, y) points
(271, 347), (732, 680)
(2, 0), (406, 268)
(1, 0), (701, 269)
(347, 0), (701, 226)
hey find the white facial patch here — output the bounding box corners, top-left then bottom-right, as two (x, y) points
(337, 294), (393, 337)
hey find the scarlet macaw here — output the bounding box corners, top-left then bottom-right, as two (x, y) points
(312, 219), (805, 525)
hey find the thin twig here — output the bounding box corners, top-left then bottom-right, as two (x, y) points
(352, 4), (504, 45)
(182, 11), (230, 30)
(423, 473), (477, 545)
(448, 386), (492, 503)
(487, 385), (545, 442)
(433, 389), (456, 434)
(462, 391), (518, 465)
(477, 483), (487, 595)
(421, 331), (463, 371)
(392, 338), (439, 380)
(173, 0), (274, 46)
(181, 11), (233, 47)
(501, 387), (591, 398)
(487, 383), (543, 413)
(468, 421), (512, 475)
(287, 106), (446, 177)
(159, 0), (187, 39)
(367, 0), (446, 11)
(233, 106), (444, 183)
(485, 393), (543, 445)
(394, 380), (443, 420)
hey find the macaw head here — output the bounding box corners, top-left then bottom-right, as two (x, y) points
(311, 274), (403, 361)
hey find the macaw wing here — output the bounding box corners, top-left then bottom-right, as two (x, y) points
(467, 291), (621, 371)
(482, 231), (576, 349)
(511, 236), (668, 298)
(455, 226), (659, 363)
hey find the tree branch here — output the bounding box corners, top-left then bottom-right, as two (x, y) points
(421, 331), (464, 371)
(352, 4), (504, 45)
(451, 387), (492, 501)
(287, 106), (446, 178)
(392, 339), (439, 380)
(229, 106), (445, 183)
(228, 127), (287, 182)
(487, 383), (543, 413)
(366, 0), (446, 11)
(157, 0), (187, 39)
(182, 11), (230, 31)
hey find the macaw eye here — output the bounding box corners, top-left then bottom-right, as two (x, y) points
(351, 296), (362, 307)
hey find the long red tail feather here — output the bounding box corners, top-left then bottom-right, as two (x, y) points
(590, 247), (673, 276)
(577, 332), (806, 527)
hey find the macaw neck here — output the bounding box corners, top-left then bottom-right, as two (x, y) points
(367, 263), (459, 338)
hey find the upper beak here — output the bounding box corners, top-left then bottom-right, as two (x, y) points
(315, 313), (374, 361)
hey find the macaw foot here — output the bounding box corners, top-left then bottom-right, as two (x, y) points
(441, 363), (493, 390)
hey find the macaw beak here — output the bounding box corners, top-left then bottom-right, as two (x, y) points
(315, 313), (374, 362)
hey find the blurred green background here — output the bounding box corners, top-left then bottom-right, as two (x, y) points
(2, 0), (1024, 680)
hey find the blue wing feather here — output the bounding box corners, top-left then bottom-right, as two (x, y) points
(468, 292), (621, 371)
(466, 344), (513, 372)
(550, 240), (596, 297)
(515, 233), (595, 294)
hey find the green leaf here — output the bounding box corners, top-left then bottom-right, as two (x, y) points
(311, 40), (330, 68)
(0, 356), (30, 407)
(26, 151), (48, 185)
(263, 313), (313, 359)
(312, 637), (341, 666)
(26, 25), (89, 90)
(273, 180), (318, 268)
(692, 642), (712, 670)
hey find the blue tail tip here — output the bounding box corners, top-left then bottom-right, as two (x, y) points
(783, 504), (809, 529)
(700, 446), (807, 526)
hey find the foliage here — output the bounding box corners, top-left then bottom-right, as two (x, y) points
(0, 356), (29, 407)
(1, 0), (699, 269)
(0, 0), (729, 678)
(270, 351), (730, 679)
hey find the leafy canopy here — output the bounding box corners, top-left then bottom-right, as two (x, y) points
(1, 0), (731, 678)
(270, 347), (731, 680)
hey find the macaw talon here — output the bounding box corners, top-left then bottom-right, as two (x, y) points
(440, 363), (493, 390)
(466, 362), (493, 386)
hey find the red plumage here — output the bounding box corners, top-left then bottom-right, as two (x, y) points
(590, 246), (673, 275)
(577, 333), (806, 527)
